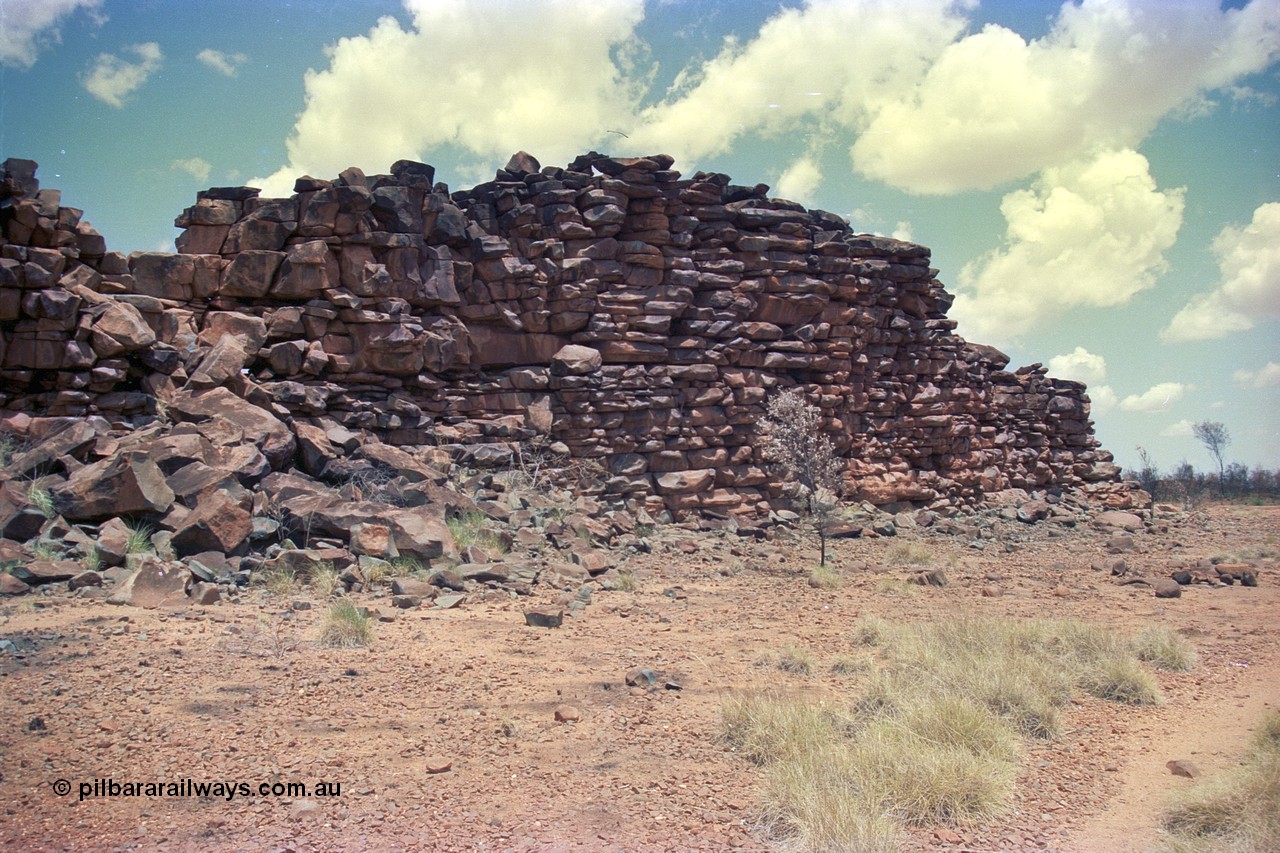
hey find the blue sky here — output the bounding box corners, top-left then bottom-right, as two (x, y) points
(2, 0), (1277, 473)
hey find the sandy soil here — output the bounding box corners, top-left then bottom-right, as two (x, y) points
(1, 504), (1276, 852)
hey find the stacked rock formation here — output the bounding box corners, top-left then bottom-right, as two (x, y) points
(0, 153), (1124, 518)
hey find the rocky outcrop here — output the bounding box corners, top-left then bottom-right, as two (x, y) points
(0, 153), (1125, 519)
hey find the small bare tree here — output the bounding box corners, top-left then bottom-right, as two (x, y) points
(760, 389), (845, 566)
(1192, 421), (1230, 495)
(1132, 445), (1161, 500)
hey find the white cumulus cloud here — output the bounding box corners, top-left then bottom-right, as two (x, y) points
(171, 157), (211, 183)
(81, 41), (162, 108)
(252, 0), (647, 197)
(1088, 385), (1118, 416)
(1161, 419), (1195, 437)
(1161, 202), (1280, 342)
(251, 0), (1280, 199)
(851, 0), (1280, 193)
(1120, 381), (1191, 413)
(775, 156), (822, 206)
(950, 148), (1184, 343)
(629, 0), (968, 168)
(1233, 361), (1280, 389)
(1048, 346), (1109, 386)
(196, 48), (247, 77)
(0, 0), (103, 68)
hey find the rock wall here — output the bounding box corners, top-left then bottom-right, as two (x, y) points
(0, 153), (1121, 517)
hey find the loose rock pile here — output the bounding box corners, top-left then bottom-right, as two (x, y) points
(0, 151), (1140, 602)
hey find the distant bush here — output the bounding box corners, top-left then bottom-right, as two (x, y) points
(760, 389), (844, 567)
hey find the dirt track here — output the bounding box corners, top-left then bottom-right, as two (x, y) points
(2, 505), (1276, 852)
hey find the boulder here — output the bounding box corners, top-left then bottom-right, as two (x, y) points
(349, 523), (398, 559)
(9, 559), (80, 585)
(52, 452), (175, 520)
(550, 344), (602, 376)
(106, 555), (190, 608)
(169, 490), (253, 556)
(524, 606), (564, 628)
(187, 335), (251, 388)
(95, 517), (133, 566)
(221, 250), (284, 297)
(169, 388), (296, 470)
(0, 572), (31, 596)
(273, 240), (339, 298)
(1094, 511), (1143, 532)
(6, 421), (98, 478)
(91, 302), (156, 356)
(68, 570), (104, 590)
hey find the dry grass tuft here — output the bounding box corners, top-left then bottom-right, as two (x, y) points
(318, 599), (373, 648)
(307, 561), (342, 597)
(875, 576), (919, 597)
(447, 511), (509, 555)
(850, 614), (892, 647)
(830, 653), (872, 677)
(773, 648), (814, 676)
(885, 541), (933, 567)
(256, 565), (299, 597)
(1133, 626), (1199, 672)
(726, 615), (1172, 851)
(807, 563), (840, 589)
(1161, 712), (1280, 853)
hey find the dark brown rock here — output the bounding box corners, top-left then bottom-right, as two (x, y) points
(106, 555), (189, 608)
(524, 606), (564, 628)
(169, 388), (296, 471)
(52, 452), (174, 520)
(169, 490), (252, 556)
(188, 581), (221, 605)
(11, 558), (79, 584)
(390, 577), (437, 597)
(0, 572), (31, 595)
(67, 570), (104, 590)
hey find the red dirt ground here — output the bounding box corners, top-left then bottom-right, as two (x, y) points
(2, 504), (1276, 852)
